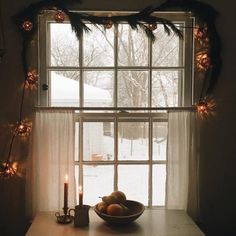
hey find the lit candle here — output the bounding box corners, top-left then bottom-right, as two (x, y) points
(64, 174), (68, 210)
(79, 185), (83, 206)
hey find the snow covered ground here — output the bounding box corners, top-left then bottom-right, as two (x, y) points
(76, 135), (166, 207)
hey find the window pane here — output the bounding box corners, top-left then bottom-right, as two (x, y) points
(75, 166), (80, 204)
(118, 122), (148, 161)
(118, 24), (148, 66)
(153, 164), (166, 206)
(50, 23), (79, 67)
(75, 122), (79, 161)
(152, 70), (181, 107)
(153, 122), (167, 161)
(118, 70), (148, 107)
(83, 71), (114, 107)
(83, 122), (114, 161)
(83, 24), (114, 67)
(118, 165), (148, 205)
(50, 71), (80, 106)
(84, 165), (114, 205)
(152, 24), (183, 67)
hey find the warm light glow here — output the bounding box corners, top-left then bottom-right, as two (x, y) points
(0, 162), (17, 178)
(19, 124), (24, 130)
(79, 185), (83, 193)
(196, 52), (212, 71)
(79, 185), (83, 206)
(65, 174), (68, 183)
(196, 97), (216, 119)
(25, 70), (38, 89)
(13, 119), (32, 137)
(22, 21), (33, 31)
(54, 10), (65, 23)
(194, 24), (209, 48)
(148, 23), (157, 31)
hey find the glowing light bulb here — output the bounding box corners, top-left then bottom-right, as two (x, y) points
(22, 21), (33, 31)
(196, 97), (216, 119)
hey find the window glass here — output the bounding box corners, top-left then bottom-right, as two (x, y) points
(75, 122), (79, 161)
(50, 23), (79, 67)
(118, 122), (148, 161)
(153, 164), (166, 206)
(83, 24), (114, 67)
(83, 70), (114, 107)
(153, 122), (168, 161)
(118, 70), (149, 107)
(50, 71), (80, 106)
(152, 70), (182, 107)
(118, 165), (149, 205)
(83, 122), (114, 161)
(118, 24), (148, 66)
(152, 24), (183, 67)
(84, 165), (114, 205)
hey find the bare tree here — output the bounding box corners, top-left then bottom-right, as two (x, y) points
(50, 23), (180, 107)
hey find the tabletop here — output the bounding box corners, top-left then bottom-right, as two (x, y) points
(26, 209), (205, 236)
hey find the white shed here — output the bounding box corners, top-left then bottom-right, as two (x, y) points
(51, 72), (112, 107)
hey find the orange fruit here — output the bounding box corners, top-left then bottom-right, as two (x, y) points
(106, 204), (123, 216)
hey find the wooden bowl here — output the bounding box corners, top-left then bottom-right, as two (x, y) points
(94, 200), (145, 224)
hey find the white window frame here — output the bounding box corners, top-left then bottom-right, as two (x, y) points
(37, 11), (194, 207)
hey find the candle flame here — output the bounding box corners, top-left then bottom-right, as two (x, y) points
(65, 174), (68, 183)
(79, 185), (83, 193)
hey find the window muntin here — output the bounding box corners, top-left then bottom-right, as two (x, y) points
(39, 12), (193, 207)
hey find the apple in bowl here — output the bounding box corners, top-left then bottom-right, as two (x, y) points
(94, 191), (145, 224)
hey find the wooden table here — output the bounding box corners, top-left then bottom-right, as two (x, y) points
(26, 209), (205, 236)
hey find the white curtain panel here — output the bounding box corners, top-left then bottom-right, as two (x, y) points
(27, 110), (75, 217)
(166, 111), (198, 212)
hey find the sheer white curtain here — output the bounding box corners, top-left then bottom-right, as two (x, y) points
(166, 111), (199, 218)
(27, 110), (75, 217)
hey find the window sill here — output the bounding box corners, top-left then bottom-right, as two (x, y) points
(26, 209), (204, 236)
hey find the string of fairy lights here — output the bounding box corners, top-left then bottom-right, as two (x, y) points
(0, 2), (219, 178)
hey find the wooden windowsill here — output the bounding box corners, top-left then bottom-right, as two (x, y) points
(26, 209), (205, 236)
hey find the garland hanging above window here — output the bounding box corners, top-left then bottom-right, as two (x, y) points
(0, 0), (221, 178)
(13, 0), (221, 95)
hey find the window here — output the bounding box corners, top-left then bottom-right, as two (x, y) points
(38, 11), (193, 207)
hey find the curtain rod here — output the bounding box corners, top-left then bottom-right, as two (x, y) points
(35, 106), (195, 111)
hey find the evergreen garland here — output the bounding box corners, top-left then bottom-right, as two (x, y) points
(154, 0), (222, 95)
(12, 0), (221, 96)
(13, 0), (183, 79)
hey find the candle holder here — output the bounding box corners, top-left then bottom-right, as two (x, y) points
(55, 206), (73, 224)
